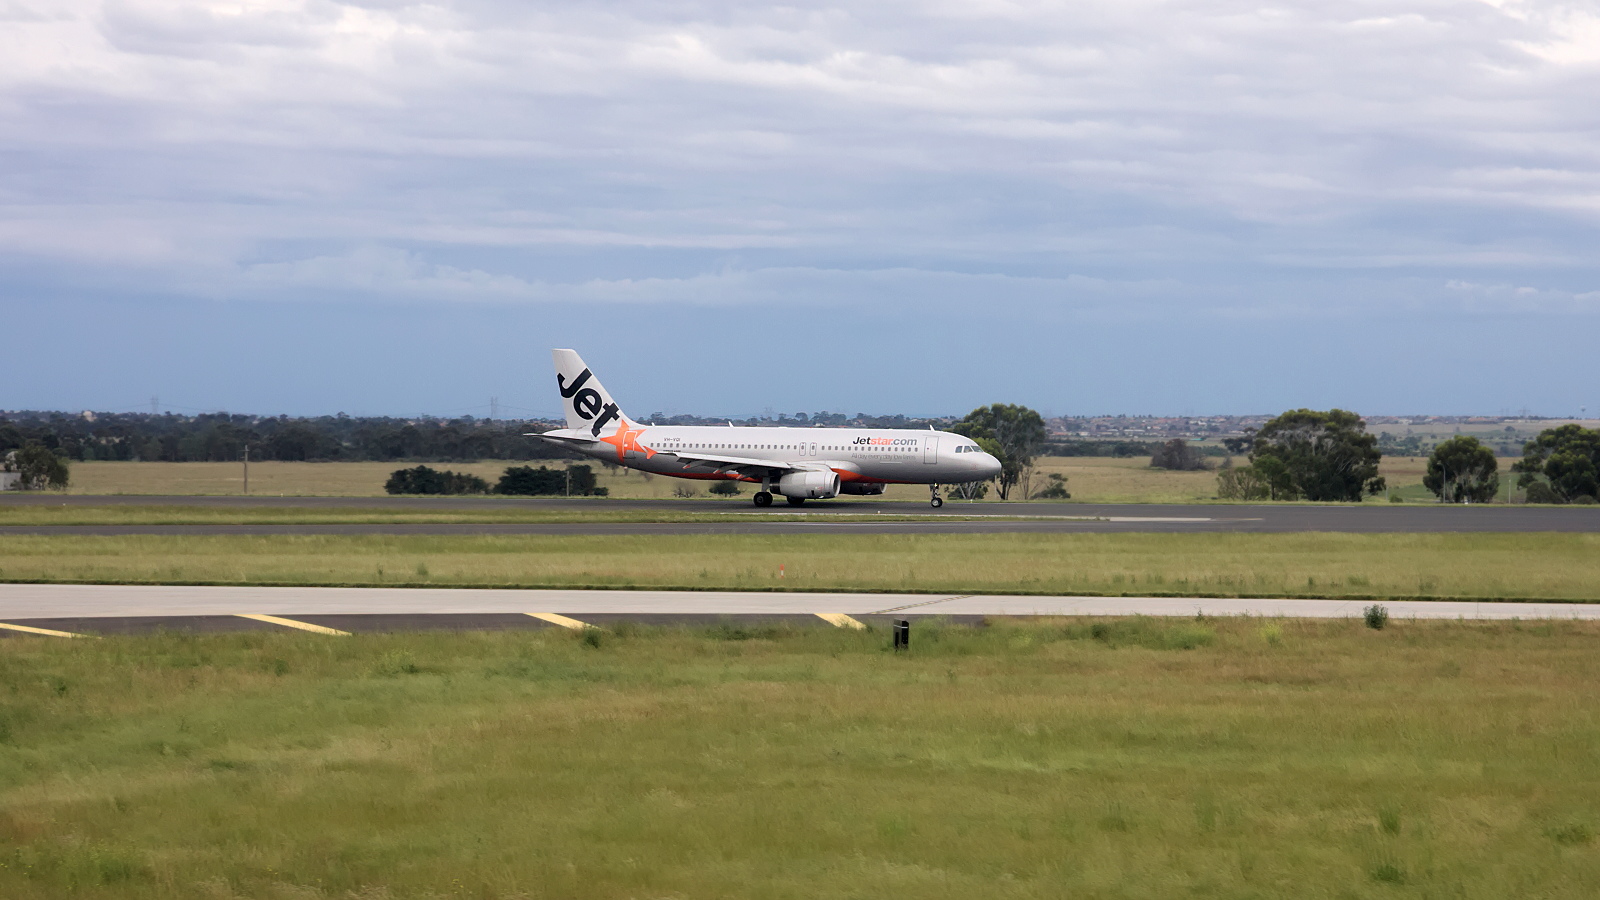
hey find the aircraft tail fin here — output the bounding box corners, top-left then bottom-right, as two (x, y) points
(551, 349), (632, 437)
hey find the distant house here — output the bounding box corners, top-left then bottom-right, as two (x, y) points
(0, 472), (19, 491)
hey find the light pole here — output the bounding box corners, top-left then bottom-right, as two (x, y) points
(243, 444), (250, 495)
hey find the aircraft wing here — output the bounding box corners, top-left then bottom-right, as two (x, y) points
(664, 450), (820, 478)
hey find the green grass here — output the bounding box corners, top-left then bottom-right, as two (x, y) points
(3, 532), (1598, 601)
(2, 619), (1598, 898)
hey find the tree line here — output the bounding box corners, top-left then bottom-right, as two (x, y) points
(5, 406), (1597, 505)
(0, 412), (577, 463)
(954, 403), (1600, 505)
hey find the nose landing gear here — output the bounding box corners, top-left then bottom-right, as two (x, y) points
(930, 484), (944, 508)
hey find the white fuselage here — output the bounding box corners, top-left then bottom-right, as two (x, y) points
(545, 424), (1000, 490)
(539, 349), (1003, 504)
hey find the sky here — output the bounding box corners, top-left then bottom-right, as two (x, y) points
(2, 0), (1598, 419)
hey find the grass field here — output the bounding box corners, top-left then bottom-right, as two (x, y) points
(53, 456), (1484, 503)
(2, 620), (1597, 898)
(4, 532), (1598, 600)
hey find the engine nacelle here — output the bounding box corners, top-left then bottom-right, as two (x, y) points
(777, 470), (841, 500)
(840, 482), (886, 496)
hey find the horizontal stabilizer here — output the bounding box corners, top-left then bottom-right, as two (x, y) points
(525, 430), (599, 444)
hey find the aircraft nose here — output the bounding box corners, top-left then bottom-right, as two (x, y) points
(977, 452), (1002, 478)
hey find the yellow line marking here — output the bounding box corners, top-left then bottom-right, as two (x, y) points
(237, 614), (350, 636)
(0, 621), (93, 638)
(526, 612), (595, 630)
(816, 613), (866, 630)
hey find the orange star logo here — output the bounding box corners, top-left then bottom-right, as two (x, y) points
(598, 422), (656, 462)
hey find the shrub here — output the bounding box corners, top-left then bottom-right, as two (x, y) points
(1547, 822), (1594, 845)
(1524, 481), (1561, 504)
(384, 465), (489, 495)
(496, 464), (607, 496)
(1369, 861), (1406, 884)
(1150, 438), (1209, 471)
(671, 484), (698, 498)
(1364, 604), (1389, 630)
(1217, 465), (1270, 500)
(708, 480), (742, 496)
(1034, 472), (1070, 499)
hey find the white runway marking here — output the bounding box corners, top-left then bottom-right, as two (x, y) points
(1, 584), (1596, 621)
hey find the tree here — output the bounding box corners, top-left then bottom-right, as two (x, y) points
(1424, 436), (1498, 503)
(1513, 424), (1600, 503)
(3, 443), (70, 490)
(1248, 409), (1384, 501)
(952, 404), (1047, 500)
(1150, 438), (1207, 471)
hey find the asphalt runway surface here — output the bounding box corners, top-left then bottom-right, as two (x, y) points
(2, 584), (1596, 637)
(5, 495), (1600, 534)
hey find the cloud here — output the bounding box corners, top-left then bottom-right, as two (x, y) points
(2, 1), (1599, 322)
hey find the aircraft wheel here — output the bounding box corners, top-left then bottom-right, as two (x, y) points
(753, 491), (773, 507)
(931, 496), (944, 508)
(786, 496), (806, 507)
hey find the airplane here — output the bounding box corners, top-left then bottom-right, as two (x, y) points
(531, 349), (1002, 507)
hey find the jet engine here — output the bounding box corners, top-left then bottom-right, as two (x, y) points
(777, 470), (841, 500)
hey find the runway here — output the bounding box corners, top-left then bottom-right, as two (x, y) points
(2, 584), (1595, 637)
(5, 496), (1600, 534)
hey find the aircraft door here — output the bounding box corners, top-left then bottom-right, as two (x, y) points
(923, 436), (938, 464)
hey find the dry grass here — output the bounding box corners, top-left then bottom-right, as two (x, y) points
(1, 619), (1597, 898)
(3, 532), (1598, 600)
(0, 505), (950, 527)
(56, 455), (1498, 504)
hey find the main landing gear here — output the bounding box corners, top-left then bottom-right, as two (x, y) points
(752, 491), (805, 507)
(929, 484), (944, 508)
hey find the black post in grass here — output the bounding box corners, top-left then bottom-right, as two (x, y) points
(894, 619), (910, 651)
